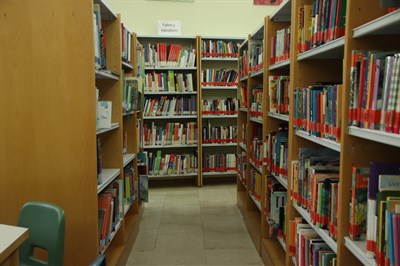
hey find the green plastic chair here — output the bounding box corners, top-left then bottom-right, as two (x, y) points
(18, 201), (65, 266)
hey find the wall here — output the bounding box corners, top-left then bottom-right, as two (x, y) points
(108, 0), (278, 37)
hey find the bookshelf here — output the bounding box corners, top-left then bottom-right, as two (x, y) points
(237, 1), (400, 266)
(0, 2), (142, 265)
(198, 36), (244, 186)
(138, 35), (200, 185)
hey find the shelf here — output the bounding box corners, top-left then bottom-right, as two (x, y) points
(201, 36), (245, 41)
(240, 76), (248, 82)
(144, 67), (196, 71)
(250, 68), (264, 78)
(122, 61), (134, 70)
(297, 37), (345, 61)
(344, 237), (377, 266)
(148, 173), (198, 179)
(95, 69), (120, 80)
(271, 172), (288, 189)
(348, 126), (400, 148)
(100, 220), (122, 255)
(123, 153), (135, 167)
(124, 202), (132, 216)
(268, 112), (289, 122)
(203, 172), (237, 177)
(249, 193), (262, 212)
(353, 9), (400, 38)
(251, 22), (264, 40)
(123, 111), (135, 116)
(96, 123), (120, 135)
(201, 86), (237, 90)
(239, 142), (247, 151)
(292, 256), (297, 266)
(269, 59), (290, 70)
(239, 39), (248, 49)
(277, 236), (286, 252)
(293, 204), (337, 253)
(240, 107), (248, 112)
(250, 117), (263, 124)
(97, 168), (121, 193)
(202, 115), (238, 119)
(144, 91), (197, 95)
(143, 115), (197, 120)
(270, 0), (291, 22)
(295, 130), (341, 152)
(94, 0), (117, 20)
(144, 144), (197, 149)
(139, 34), (196, 40)
(250, 160), (263, 174)
(202, 143), (237, 147)
(201, 57), (238, 62)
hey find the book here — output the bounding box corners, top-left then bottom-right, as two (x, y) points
(97, 101), (112, 129)
(139, 174), (148, 203)
(349, 167), (369, 240)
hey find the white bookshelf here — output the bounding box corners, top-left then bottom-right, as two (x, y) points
(295, 130), (341, 152)
(94, 0), (117, 20)
(202, 143), (237, 147)
(100, 220), (122, 255)
(144, 67), (196, 71)
(348, 126), (400, 148)
(277, 236), (286, 252)
(144, 144), (197, 149)
(250, 68), (264, 78)
(270, 0), (291, 22)
(344, 237), (376, 266)
(250, 117), (263, 124)
(297, 37), (345, 61)
(201, 86), (237, 90)
(124, 202), (132, 216)
(240, 75), (248, 82)
(250, 160), (263, 174)
(201, 57), (238, 62)
(123, 153), (135, 167)
(353, 9), (400, 38)
(268, 58), (290, 70)
(239, 142), (247, 151)
(97, 168), (121, 193)
(249, 192), (262, 212)
(251, 22), (264, 39)
(148, 173), (198, 179)
(271, 172), (288, 189)
(95, 69), (120, 80)
(203, 172), (237, 177)
(293, 204), (337, 253)
(122, 61), (134, 70)
(96, 123), (119, 135)
(240, 107), (248, 112)
(268, 112), (289, 122)
(202, 115), (238, 119)
(143, 115), (197, 120)
(144, 91), (197, 95)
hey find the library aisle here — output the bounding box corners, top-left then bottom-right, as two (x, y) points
(127, 183), (264, 265)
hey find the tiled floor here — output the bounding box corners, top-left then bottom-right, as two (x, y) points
(126, 183), (264, 265)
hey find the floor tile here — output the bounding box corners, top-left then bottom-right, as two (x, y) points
(126, 250), (153, 265)
(151, 248), (207, 265)
(205, 248), (263, 265)
(132, 228), (158, 251)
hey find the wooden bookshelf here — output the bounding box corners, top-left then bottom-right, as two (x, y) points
(237, 1), (400, 266)
(0, 2), (142, 265)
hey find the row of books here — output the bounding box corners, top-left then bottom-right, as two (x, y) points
(123, 164), (137, 205)
(93, 4), (107, 70)
(270, 27), (291, 65)
(144, 43), (196, 68)
(200, 68), (238, 86)
(122, 76), (144, 114)
(249, 169), (262, 202)
(293, 84), (342, 142)
(241, 123), (247, 144)
(239, 49), (248, 78)
(201, 123), (237, 144)
(250, 137), (263, 168)
(265, 126), (289, 182)
(266, 178), (287, 237)
(201, 98), (239, 115)
(348, 51), (400, 134)
(290, 217), (337, 266)
(348, 162), (400, 266)
(147, 151), (198, 176)
(143, 122), (197, 146)
(201, 40), (239, 58)
(291, 147), (340, 240)
(97, 137), (103, 184)
(238, 152), (247, 185)
(96, 88), (113, 130)
(298, 0), (346, 54)
(250, 87), (263, 118)
(98, 180), (123, 252)
(249, 40), (263, 73)
(269, 76), (290, 115)
(240, 85), (248, 108)
(202, 153), (237, 173)
(144, 71), (194, 92)
(143, 96), (197, 117)
(121, 23), (132, 63)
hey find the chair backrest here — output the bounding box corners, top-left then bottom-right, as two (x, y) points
(18, 201), (65, 266)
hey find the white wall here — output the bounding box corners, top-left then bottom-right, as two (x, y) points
(108, 0), (279, 37)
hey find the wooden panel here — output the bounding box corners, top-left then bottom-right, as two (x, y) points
(0, 1), (98, 265)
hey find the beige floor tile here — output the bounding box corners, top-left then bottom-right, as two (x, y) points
(126, 250), (153, 265)
(132, 228), (158, 251)
(151, 248), (207, 265)
(205, 248), (263, 265)
(154, 232), (205, 251)
(140, 211), (162, 229)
